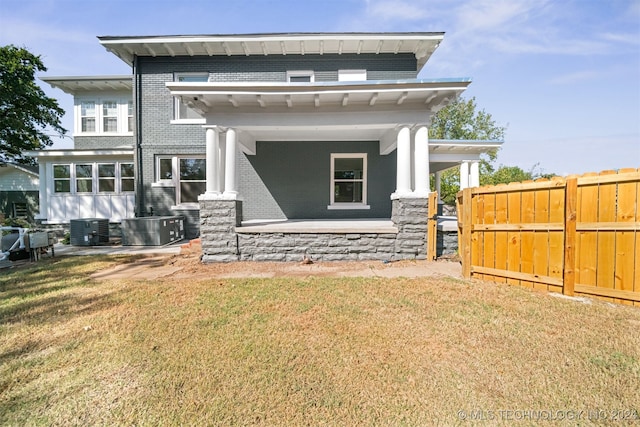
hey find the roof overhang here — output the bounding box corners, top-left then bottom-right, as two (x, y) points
(25, 148), (134, 159)
(40, 76), (132, 95)
(99, 32), (444, 71)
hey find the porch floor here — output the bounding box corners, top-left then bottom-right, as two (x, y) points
(236, 219), (397, 234)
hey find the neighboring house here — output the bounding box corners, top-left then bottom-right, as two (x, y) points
(32, 32), (501, 261)
(0, 163), (39, 221)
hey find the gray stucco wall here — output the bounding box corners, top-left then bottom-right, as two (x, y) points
(239, 141), (395, 221)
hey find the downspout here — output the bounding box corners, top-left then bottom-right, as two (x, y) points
(133, 54), (145, 216)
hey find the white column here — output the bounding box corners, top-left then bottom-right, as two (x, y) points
(394, 126), (412, 196)
(460, 161), (470, 190)
(36, 162), (48, 219)
(413, 126), (430, 196)
(469, 160), (480, 188)
(435, 171), (443, 203)
(205, 127), (219, 195)
(223, 127), (237, 197)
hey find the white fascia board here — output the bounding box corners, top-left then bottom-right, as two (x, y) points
(25, 149), (134, 158)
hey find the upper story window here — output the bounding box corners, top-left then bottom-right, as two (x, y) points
(338, 69), (367, 82)
(287, 71), (314, 83)
(328, 153), (370, 210)
(75, 98), (132, 135)
(174, 73), (208, 122)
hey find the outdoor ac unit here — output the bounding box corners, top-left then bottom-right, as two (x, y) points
(69, 218), (109, 246)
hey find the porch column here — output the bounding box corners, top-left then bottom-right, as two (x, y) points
(37, 162), (48, 219)
(460, 161), (469, 190)
(205, 127), (220, 195)
(435, 171), (443, 203)
(413, 126), (430, 197)
(395, 126), (412, 196)
(223, 127), (237, 197)
(469, 160), (480, 188)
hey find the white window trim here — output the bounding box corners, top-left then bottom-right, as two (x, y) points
(75, 97), (133, 136)
(328, 153), (370, 210)
(153, 155), (206, 208)
(287, 70), (315, 83)
(173, 72), (208, 123)
(338, 69), (367, 82)
(51, 162), (134, 195)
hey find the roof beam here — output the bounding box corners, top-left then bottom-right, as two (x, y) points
(394, 40), (403, 54)
(338, 40), (344, 55)
(376, 40), (384, 54)
(241, 41), (250, 56)
(300, 41), (305, 55)
(184, 43), (194, 56)
(314, 94), (320, 108)
(285, 95), (292, 108)
(396, 91), (408, 105)
(280, 41), (286, 55)
(369, 93), (378, 106)
(202, 42), (214, 56)
(163, 43), (176, 56)
(142, 43), (157, 56)
(319, 40), (324, 55)
(357, 40), (363, 54)
(260, 41), (268, 55)
(257, 95), (266, 108)
(424, 93), (438, 104)
(342, 94), (349, 107)
(227, 95), (238, 108)
(222, 42), (231, 56)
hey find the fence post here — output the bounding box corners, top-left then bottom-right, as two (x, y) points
(427, 191), (438, 261)
(563, 177), (578, 296)
(461, 188), (472, 279)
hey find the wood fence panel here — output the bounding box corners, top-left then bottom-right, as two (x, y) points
(507, 189), (522, 286)
(520, 186), (536, 288)
(533, 185), (551, 292)
(576, 173), (598, 288)
(494, 187), (509, 284)
(596, 170), (618, 302)
(615, 168), (638, 305)
(456, 168), (640, 307)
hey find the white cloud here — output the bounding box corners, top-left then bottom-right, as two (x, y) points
(366, 0), (429, 21)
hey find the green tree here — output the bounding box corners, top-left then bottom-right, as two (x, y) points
(0, 45), (66, 164)
(429, 96), (508, 204)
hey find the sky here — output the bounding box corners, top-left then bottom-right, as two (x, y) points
(1, 0), (638, 176)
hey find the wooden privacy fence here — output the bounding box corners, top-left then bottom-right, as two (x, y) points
(456, 168), (640, 306)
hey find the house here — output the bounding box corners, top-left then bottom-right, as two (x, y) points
(31, 32), (501, 261)
(0, 162), (40, 222)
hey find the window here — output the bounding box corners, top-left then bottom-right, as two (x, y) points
(329, 153), (369, 209)
(120, 163), (135, 192)
(338, 69), (367, 82)
(80, 101), (96, 132)
(102, 101), (118, 132)
(98, 164), (116, 192)
(53, 165), (71, 193)
(287, 71), (314, 83)
(127, 100), (134, 132)
(175, 73), (208, 121)
(76, 164), (93, 193)
(77, 98), (132, 134)
(179, 158), (206, 204)
(158, 157), (173, 181)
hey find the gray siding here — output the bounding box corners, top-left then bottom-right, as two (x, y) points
(138, 53), (418, 82)
(239, 141), (395, 221)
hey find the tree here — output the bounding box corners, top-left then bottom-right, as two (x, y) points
(0, 45), (66, 164)
(430, 96), (508, 204)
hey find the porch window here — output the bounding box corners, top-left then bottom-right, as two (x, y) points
(102, 101), (118, 133)
(174, 73), (208, 121)
(120, 163), (135, 192)
(98, 164), (116, 192)
(287, 70), (314, 83)
(80, 101), (96, 132)
(53, 165), (71, 193)
(178, 158), (206, 204)
(75, 164), (93, 193)
(329, 153), (369, 209)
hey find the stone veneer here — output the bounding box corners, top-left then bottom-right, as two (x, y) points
(200, 197), (431, 262)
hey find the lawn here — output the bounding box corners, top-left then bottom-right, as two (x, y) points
(1, 256), (639, 426)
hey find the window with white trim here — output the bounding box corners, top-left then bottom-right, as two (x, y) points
(80, 101), (96, 132)
(51, 162), (134, 195)
(174, 73), (208, 121)
(287, 70), (314, 82)
(338, 69), (367, 82)
(76, 98), (132, 135)
(329, 153), (369, 209)
(53, 165), (71, 193)
(154, 156), (206, 206)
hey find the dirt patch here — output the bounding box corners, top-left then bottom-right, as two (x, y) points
(91, 246), (462, 281)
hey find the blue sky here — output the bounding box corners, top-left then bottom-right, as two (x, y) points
(1, 0), (638, 176)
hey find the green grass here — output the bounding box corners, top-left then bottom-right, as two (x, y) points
(1, 256), (640, 426)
